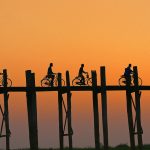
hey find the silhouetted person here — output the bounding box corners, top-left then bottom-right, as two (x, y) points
(124, 64), (133, 77)
(47, 63), (55, 86)
(78, 64), (88, 85)
(124, 64), (133, 84)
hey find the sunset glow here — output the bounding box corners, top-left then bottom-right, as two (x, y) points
(0, 0), (150, 149)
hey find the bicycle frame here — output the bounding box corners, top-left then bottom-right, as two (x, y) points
(72, 73), (91, 86)
(41, 73), (65, 87)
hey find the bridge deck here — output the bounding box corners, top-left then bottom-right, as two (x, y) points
(0, 86), (150, 93)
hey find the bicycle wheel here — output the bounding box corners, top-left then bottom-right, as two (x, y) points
(54, 79), (65, 86)
(61, 79), (65, 86)
(72, 78), (80, 86)
(87, 78), (92, 86)
(2, 78), (12, 87)
(41, 78), (50, 87)
(0, 78), (3, 86)
(7, 78), (12, 87)
(138, 77), (142, 86)
(118, 77), (126, 86)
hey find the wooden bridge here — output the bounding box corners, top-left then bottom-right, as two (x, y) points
(0, 66), (148, 150)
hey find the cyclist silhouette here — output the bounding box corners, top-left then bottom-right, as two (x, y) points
(123, 64), (133, 84)
(47, 63), (55, 86)
(78, 64), (88, 85)
(124, 64), (133, 77)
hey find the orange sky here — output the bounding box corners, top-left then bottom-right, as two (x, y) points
(0, 0), (150, 148)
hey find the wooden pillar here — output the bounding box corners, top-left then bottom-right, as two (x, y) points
(126, 75), (135, 150)
(92, 71), (100, 150)
(100, 67), (108, 150)
(66, 71), (73, 149)
(58, 73), (64, 150)
(26, 70), (38, 150)
(3, 69), (10, 150)
(133, 66), (143, 150)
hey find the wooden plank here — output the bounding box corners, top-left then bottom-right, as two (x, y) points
(2, 85), (150, 93)
(3, 69), (10, 150)
(100, 67), (108, 150)
(66, 71), (73, 150)
(125, 75), (135, 150)
(133, 67), (143, 150)
(25, 70), (38, 150)
(92, 71), (100, 150)
(58, 73), (64, 150)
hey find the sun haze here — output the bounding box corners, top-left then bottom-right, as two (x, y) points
(0, 0), (150, 149)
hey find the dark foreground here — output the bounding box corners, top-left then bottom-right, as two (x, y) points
(3, 144), (150, 150)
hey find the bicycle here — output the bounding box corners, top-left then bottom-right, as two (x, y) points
(118, 75), (142, 86)
(0, 73), (12, 87)
(41, 74), (65, 87)
(72, 73), (92, 86)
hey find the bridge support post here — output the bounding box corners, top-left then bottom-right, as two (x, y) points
(126, 75), (135, 150)
(58, 73), (64, 150)
(100, 67), (108, 150)
(66, 71), (73, 150)
(92, 71), (100, 150)
(3, 69), (10, 150)
(26, 70), (38, 150)
(133, 67), (143, 150)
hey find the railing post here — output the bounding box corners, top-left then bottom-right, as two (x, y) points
(66, 71), (73, 149)
(92, 71), (100, 150)
(133, 66), (143, 150)
(125, 74), (135, 150)
(3, 69), (10, 150)
(58, 73), (64, 150)
(100, 67), (108, 150)
(25, 70), (38, 150)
